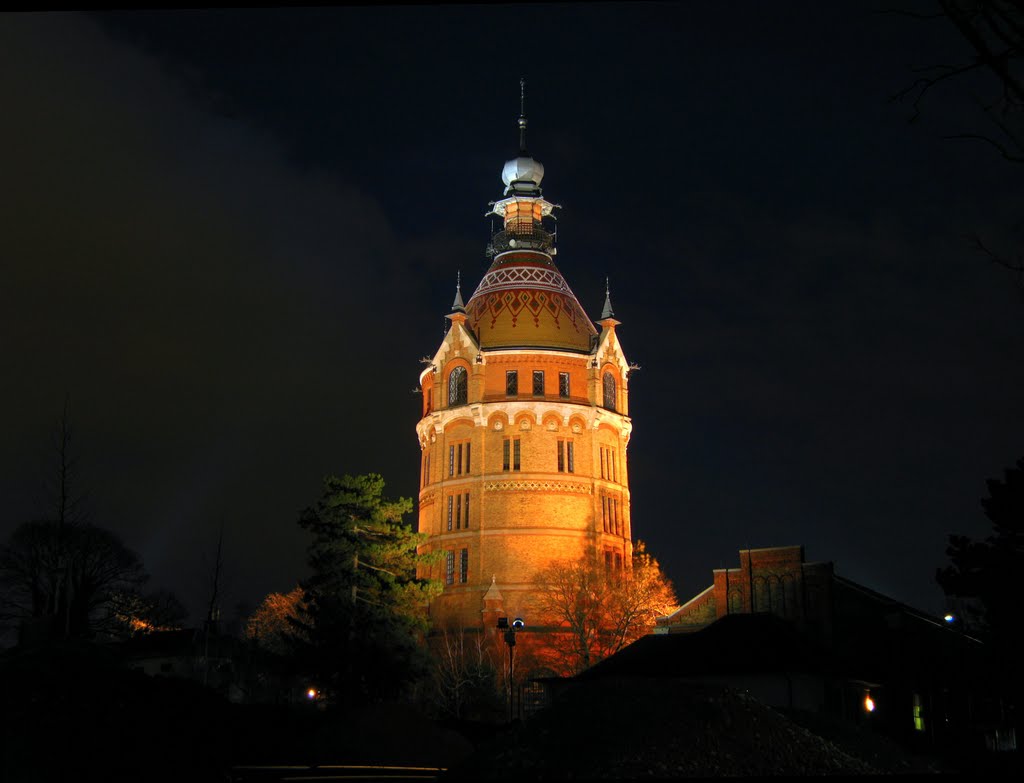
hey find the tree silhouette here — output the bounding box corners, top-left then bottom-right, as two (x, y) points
(290, 473), (441, 704)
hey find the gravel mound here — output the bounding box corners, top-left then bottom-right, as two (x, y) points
(445, 677), (879, 778)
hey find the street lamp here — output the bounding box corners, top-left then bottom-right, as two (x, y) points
(497, 616), (525, 721)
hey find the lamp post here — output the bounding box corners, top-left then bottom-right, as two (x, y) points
(497, 616), (525, 721)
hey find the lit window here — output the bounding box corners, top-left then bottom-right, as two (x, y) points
(506, 370), (518, 396)
(459, 548), (468, 584)
(913, 694), (925, 732)
(445, 550), (455, 585)
(448, 366), (468, 406)
(533, 370), (544, 396)
(559, 372), (570, 398)
(603, 372), (616, 411)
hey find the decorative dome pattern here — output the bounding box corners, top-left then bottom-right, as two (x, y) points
(465, 252), (596, 352)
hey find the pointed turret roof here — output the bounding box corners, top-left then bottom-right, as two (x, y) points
(601, 277), (614, 320)
(451, 270), (465, 312)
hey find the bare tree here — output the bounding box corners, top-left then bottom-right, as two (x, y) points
(430, 626), (502, 720)
(533, 542), (677, 675)
(0, 408), (149, 642)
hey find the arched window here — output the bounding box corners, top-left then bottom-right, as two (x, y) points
(448, 366), (468, 406)
(602, 371), (616, 411)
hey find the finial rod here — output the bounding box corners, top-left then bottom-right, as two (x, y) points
(518, 77), (528, 154)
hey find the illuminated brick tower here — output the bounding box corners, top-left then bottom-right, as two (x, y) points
(415, 96), (632, 630)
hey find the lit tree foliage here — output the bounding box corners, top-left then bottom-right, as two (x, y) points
(291, 473), (441, 704)
(244, 586), (306, 655)
(534, 541), (677, 675)
(111, 588), (187, 635)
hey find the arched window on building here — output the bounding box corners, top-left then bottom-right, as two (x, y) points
(602, 372), (616, 411)
(448, 366), (467, 406)
(754, 577), (770, 612)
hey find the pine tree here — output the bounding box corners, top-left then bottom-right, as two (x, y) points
(292, 473), (441, 704)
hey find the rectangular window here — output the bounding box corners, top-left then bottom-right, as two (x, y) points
(513, 438), (521, 471)
(611, 450), (617, 483)
(422, 453), (428, 487)
(457, 443), (463, 475)
(449, 445), (455, 477)
(459, 548), (468, 584)
(604, 550), (613, 570)
(614, 552), (622, 571)
(503, 438), (510, 471)
(456, 493), (462, 530)
(557, 440), (565, 472)
(464, 492), (470, 528)
(600, 447), (606, 480)
(567, 441), (575, 473)
(465, 442), (471, 473)
(447, 496), (453, 531)
(559, 372), (570, 399)
(445, 550), (455, 585)
(913, 693), (925, 732)
(602, 496), (608, 533)
(506, 370), (518, 396)
(533, 370), (544, 396)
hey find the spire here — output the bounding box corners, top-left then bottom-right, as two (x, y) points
(601, 277), (614, 320)
(451, 270), (465, 312)
(518, 77), (528, 154)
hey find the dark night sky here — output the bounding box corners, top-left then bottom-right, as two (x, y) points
(2, 5), (1022, 627)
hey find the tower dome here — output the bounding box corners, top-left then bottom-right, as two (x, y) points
(501, 156), (545, 194)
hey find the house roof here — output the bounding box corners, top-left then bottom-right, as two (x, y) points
(577, 613), (834, 681)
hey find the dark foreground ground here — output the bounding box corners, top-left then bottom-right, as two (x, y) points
(1, 644), (1018, 781)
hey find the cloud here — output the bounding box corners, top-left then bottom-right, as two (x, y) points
(0, 14), (412, 618)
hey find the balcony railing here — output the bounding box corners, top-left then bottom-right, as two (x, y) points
(486, 226), (555, 257)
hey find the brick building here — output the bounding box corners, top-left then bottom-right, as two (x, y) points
(415, 106), (632, 631)
(653, 546), (1000, 754)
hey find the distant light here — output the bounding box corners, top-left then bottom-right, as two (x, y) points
(307, 688), (317, 700)
(864, 695), (875, 713)
(944, 614), (955, 624)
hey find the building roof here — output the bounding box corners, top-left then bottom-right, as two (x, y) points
(465, 251), (597, 352)
(577, 614), (833, 682)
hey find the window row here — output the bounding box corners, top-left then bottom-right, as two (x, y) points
(505, 370), (572, 399)
(425, 437), (586, 478)
(603, 549), (624, 572)
(446, 366), (619, 409)
(448, 440), (471, 477)
(556, 439), (575, 473)
(447, 492), (470, 531)
(502, 438), (521, 471)
(444, 548), (469, 586)
(601, 495), (624, 536)
(599, 446), (619, 482)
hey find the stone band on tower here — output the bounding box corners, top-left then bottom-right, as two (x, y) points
(415, 99), (633, 631)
